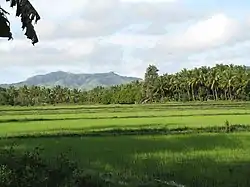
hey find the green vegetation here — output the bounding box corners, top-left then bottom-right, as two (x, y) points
(1, 64), (250, 186)
(2, 0), (250, 186)
(1, 64), (250, 106)
(1, 102), (250, 186)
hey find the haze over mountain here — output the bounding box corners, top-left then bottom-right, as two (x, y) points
(0, 71), (141, 90)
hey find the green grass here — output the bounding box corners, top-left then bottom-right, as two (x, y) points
(1, 100), (250, 112)
(1, 108), (250, 120)
(1, 133), (250, 186)
(1, 114), (250, 137)
(1, 102), (250, 186)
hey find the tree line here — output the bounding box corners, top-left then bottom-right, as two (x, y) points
(1, 64), (250, 106)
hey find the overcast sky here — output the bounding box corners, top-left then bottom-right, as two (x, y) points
(0, 0), (249, 83)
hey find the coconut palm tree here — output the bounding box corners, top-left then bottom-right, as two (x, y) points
(0, 0), (40, 45)
(154, 75), (167, 102)
(180, 68), (192, 101)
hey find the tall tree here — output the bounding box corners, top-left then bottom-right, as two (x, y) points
(0, 0), (40, 45)
(143, 65), (159, 102)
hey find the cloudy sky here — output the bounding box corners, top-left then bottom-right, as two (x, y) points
(0, 0), (249, 83)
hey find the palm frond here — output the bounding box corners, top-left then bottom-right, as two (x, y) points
(0, 7), (12, 40)
(0, 0), (40, 45)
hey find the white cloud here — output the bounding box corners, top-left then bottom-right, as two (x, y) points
(180, 14), (237, 49)
(151, 13), (248, 56)
(31, 0), (88, 20)
(29, 0), (198, 39)
(101, 34), (160, 48)
(1, 0), (250, 83)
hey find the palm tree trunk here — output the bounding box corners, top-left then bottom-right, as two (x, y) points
(229, 87), (233, 100)
(212, 89), (215, 100)
(187, 88), (191, 101)
(215, 88), (218, 100)
(224, 90), (227, 100)
(192, 86), (195, 101)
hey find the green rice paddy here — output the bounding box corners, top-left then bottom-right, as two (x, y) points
(1, 102), (250, 186)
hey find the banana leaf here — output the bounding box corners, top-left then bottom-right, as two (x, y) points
(0, 0), (40, 45)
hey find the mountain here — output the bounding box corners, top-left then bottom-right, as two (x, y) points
(0, 71), (142, 90)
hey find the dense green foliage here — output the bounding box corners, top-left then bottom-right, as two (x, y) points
(1, 103), (250, 186)
(0, 147), (121, 187)
(0, 64), (250, 106)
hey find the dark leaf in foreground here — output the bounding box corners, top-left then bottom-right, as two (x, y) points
(0, 7), (12, 40)
(0, 0), (40, 45)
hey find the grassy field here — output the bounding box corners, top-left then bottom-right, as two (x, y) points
(1, 102), (250, 186)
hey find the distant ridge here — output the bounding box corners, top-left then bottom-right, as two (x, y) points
(0, 71), (142, 90)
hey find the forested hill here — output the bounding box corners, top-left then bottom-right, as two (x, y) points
(0, 71), (141, 90)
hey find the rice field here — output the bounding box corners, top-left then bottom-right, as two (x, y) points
(1, 102), (250, 186)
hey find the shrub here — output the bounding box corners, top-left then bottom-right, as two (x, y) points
(225, 120), (232, 133)
(0, 147), (117, 187)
